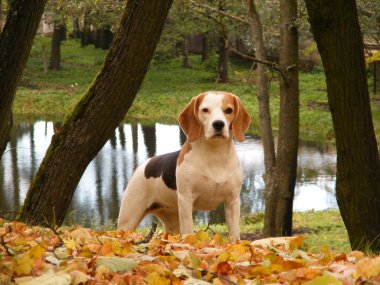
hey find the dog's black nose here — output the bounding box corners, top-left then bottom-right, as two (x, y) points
(212, 120), (225, 131)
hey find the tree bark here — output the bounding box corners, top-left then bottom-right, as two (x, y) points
(244, 0), (276, 237)
(21, 0), (173, 227)
(201, 32), (210, 62)
(217, 35), (229, 83)
(182, 37), (192, 68)
(0, 0), (48, 157)
(72, 18), (80, 39)
(305, 0), (380, 251)
(266, 0), (299, 236)
(49, 23), (63, 70)
(81, 12), (90, 47)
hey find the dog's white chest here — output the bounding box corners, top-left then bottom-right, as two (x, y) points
(176, 144), (243, 211)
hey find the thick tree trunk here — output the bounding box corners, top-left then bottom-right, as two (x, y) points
(49, 24), (62, 70)
(0, 0), (47, 157)
(245, 0), (276, 237)
(217, 36), (229, 83)
(182, 37), (192, 68)
(305, 0), (380, 251)
(267, 0), (299, 236)
(21, 0), (173, 227)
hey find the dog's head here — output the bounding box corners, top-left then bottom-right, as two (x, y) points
(178, 91), (251, 143)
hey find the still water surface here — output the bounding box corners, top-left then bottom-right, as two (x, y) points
(0, 120), (337, 227)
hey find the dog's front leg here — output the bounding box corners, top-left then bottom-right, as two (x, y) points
(224, 197), (241, 242)
(177, 193), (194, 235)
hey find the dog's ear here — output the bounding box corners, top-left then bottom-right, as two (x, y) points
(232, 96), (251, 142)
(178, 97), (201, 143)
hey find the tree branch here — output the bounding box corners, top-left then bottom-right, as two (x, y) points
(188, 0), (249, 25)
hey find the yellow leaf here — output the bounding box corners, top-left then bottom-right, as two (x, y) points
(28, 244), (45, 259)
(227, 244), (248, 261)
(289, 236), (305, 250)
(63, 239), (76, 251)
(211, 234), (223, 247)
(143, 264), (166, 276)
(189, 252), (202, 279)
(95, 257), (138, 272)
(355, 256), (380, 279)
(303, 275), (343, 285)
(78, 245), (92, 258)
(182, 234), (197, 245)
(145, 272), (170, 285)
(13, 245), (45, 276)
(217, 251), (231, 262)
(195, 230), (210, 247)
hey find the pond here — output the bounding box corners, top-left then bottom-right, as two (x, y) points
(0, 119), (337, 227)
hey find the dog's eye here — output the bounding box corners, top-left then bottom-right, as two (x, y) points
(201, 108), (209, 113)
(225, 107), (233, 114)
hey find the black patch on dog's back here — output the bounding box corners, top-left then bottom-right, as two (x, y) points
(144, 151), (179, 190)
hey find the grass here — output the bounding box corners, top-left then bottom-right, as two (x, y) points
(206, 210), (350, 253)
(15, 35), (336, 143)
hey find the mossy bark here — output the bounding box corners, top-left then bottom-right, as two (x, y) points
(305, 0), (380, 251)
(0, 0), (47, 156)
(21, 0), (173, 226)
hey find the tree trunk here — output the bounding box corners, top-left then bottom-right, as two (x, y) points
(81, 13), (90, 47)
(244, 0), (276, 237)
(95, 27), (102, 48)
(217, 35), (229, 83)
(182, 37), (192, 68)
(59, 23), (66, 41)
(201, 32), (210, 62)
(305, 0), (380, 251)
(0, 0), (3, 34)
(49, 24), (62, 70)
(0, 0), (47, 157)
(72, 18), (80, 39)
(102, 26), (113, 49)
(21, 0), (173, 227)
(266, 0), (299, 236)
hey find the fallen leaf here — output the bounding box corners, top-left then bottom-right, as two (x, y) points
(355, 256), (380, 279)
(96, 257), (138, 272)
(302, 274), (343, 285)
(15, 270), (71, 285)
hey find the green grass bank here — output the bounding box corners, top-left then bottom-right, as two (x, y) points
(14, 36), (337, 143)
(16, 36), (380, 144)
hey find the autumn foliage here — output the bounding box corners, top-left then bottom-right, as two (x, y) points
(1, 218), (380, 284)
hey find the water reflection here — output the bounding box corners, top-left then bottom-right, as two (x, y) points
(0, 120), (337, 227)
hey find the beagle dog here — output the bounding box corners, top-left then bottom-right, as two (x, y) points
(117, 91), (251, 241)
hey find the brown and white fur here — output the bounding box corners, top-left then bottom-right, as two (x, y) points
(117, 91), (251, 241)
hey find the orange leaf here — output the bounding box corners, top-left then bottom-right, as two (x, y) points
(216, 261), (232, 275)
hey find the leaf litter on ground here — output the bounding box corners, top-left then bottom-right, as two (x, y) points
(0, 218), (380, 284)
